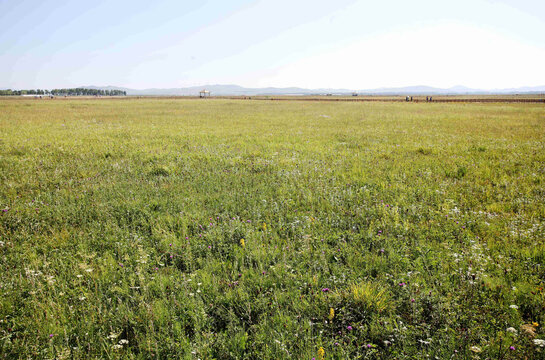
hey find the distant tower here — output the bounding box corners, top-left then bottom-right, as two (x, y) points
(199, 90), (210, 98)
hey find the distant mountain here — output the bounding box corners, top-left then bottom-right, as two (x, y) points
(79, 84), (545, 96)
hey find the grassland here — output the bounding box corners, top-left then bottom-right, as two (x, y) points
(0, 98), (544, 359)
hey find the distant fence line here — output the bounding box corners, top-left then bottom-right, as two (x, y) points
(2, 95), (544, 103)
(234, 97), (545, 103)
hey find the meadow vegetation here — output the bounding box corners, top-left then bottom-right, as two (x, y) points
(0, 98), (544, 359)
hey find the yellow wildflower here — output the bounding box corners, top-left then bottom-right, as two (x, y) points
(240, 239), (245, 248)
(533, 322), (540, 328)
(317, 346), (325, 360)
(328, 308), (335, 320)
(262, 222), (267, 231)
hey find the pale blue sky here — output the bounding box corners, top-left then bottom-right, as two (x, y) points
(1, 0), (544, 89)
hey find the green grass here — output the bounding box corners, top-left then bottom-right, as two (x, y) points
(1, 98), (544, 359)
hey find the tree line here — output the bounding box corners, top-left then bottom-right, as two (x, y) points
(0, 88), (127, 96)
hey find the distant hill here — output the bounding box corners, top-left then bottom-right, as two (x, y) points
(79, 84), (545, 96)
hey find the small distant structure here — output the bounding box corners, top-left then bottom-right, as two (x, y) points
(352, 92), (358, 96)
(199, 90), (210, 98)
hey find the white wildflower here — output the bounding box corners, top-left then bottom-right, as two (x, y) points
(470, 346), (482, 353)
(534, 339), (545, 347)
(509, 305), (519, 310)
(506, 327), (518, 335)
(118, 339), (129, 345)
(112, 344), (123, 350)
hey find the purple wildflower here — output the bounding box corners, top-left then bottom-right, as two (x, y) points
(321, 288), (329, 292)
(510, 346), (515, 351)
(347, 325), (353, 331)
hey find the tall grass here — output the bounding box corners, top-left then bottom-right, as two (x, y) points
(0, 98), (544, 358)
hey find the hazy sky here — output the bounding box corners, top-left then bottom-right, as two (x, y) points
(1, 0), (544, 89)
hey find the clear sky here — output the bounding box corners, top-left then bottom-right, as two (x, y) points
(1, 0), (544, 89)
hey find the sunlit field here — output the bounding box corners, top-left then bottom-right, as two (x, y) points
(1, 98), (544, 359)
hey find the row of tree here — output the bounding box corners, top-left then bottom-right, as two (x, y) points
(0, 88), (127, 96)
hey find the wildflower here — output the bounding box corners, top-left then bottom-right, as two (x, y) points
(506, 327), (518, 335)
(118, 339), (129, 345)
(533, 322), (540, 328)
(411, 298), (415, 303)
(262, 223), (267, 230)
(113, 344), (123, 350)
(534, 339), (545, 347)
(321, 288), (329, 292)
(470, 346), (482, 353)
(510, 346), (515, 351)
(49, 334), (54, 338)
(317, 347), (325, 360)
(509, 304), (518, 310)
(328, 308), (335, 320)
(347, 325), (353, 331)
(240, 238), (245, 248)
(366, 344), (372, 348)
(398, 282), (406, 287)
